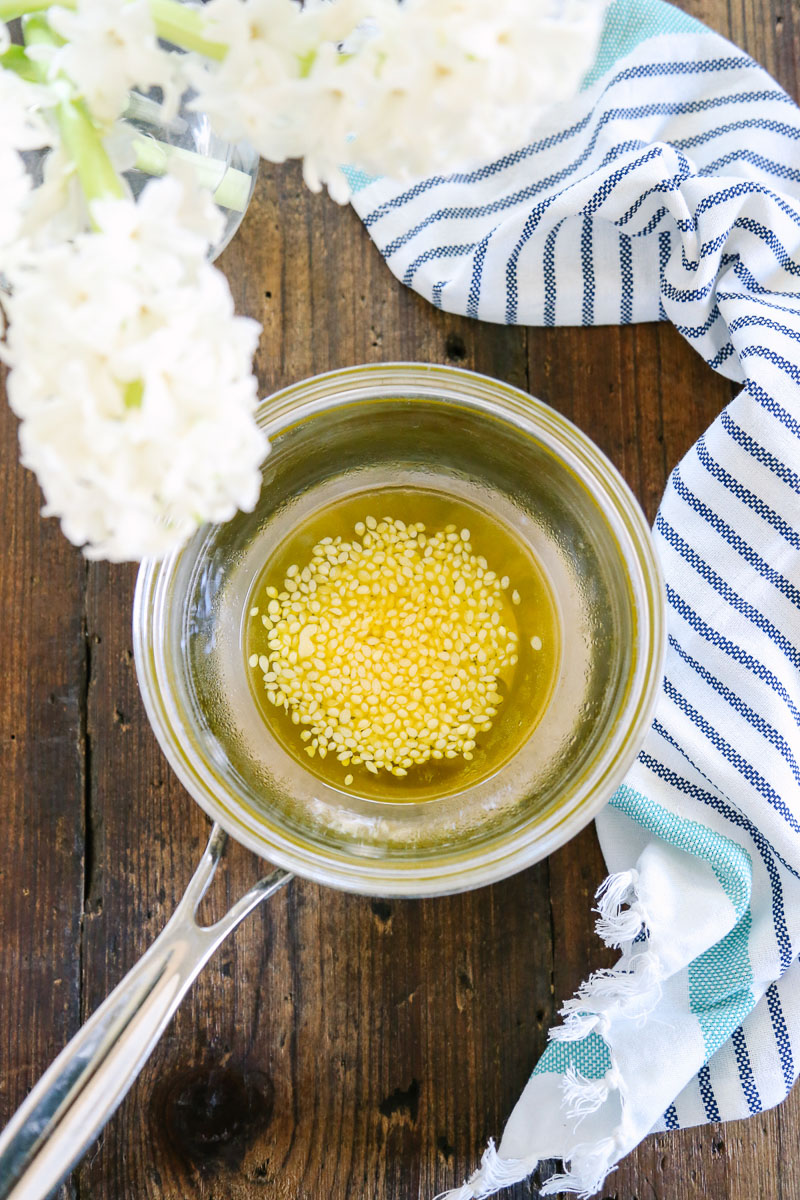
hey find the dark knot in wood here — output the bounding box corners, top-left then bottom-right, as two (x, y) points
(154, 1064), (273, 1175)
(379, 1078), (420, 1123)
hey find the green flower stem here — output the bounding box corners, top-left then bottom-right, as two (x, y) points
(149, 0), (227, 60)
(0, 0), (228, 59)
(124, 91), (188, 135)
(6, 12), (245, 216)
(133, 135), (252, 212)
(24, 14), (126, 212)
(0, 0), (53, 17)
(57, 98), (127, 208)
(0, 43), (41, 81)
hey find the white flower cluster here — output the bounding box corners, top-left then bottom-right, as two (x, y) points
(1, 176), (268, 560)
(0, 54), (54, 263)
(0, 0), (607, 560)
(186, 0), (608, 201)
(34, 0), (180, 123)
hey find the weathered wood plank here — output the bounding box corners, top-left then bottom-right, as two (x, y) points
(0, 371), (86, 1200)
(73, 161), (545, 1200)
(1, 0), (798, 1195)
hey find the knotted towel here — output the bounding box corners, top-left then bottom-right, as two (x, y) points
(348, 0), (800, 1193)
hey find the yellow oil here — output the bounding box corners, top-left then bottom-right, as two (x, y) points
(243, 487), (561, 802)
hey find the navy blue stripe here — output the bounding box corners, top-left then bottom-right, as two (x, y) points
(403, 242), (478, 288)
(619, 234), (633, 323)
(658, 230), (671, 320)
(698, 1063), (721, 1123)
(732, 218), (800, 275)
(505, 196), (555, 323)
(661, 268), (719, 304)
(466, 226), (498, 320)
(543, 220), (563, 327)
(671, 466), (800, 608)
(716, 288), (800, 316)
(630, 203), (671, 238)
(728, 312), (800, 348)
(666, 584), (800, 733)
(731, 1026), (762, 1114)
(656, 514), (800, 671)
(708, 342), (736, 368)
(722, 410), (800, 490)
(611, 55), (757, 81)
(695, 435), (800, 549)
(663, 1103), (680, 1130)
(728, 254), (800, 299)
(662, 675), (800, 835)
(743, 378), (800, 440)
(674, 303), (723, 339)
(379, 136), (642, 260)
(581, 215), (595, 325)
(700, 147), (800, 186)
(611, 149), (692, 229)
(766, 982), (795, 1092)
(740, 343), (800, 384)
(668, 633), (800, 793)
(674, 116), (800, 153)
(692, 181), (800, 235)
(506, 145), (667, 323)
(360, 72), (788, 225)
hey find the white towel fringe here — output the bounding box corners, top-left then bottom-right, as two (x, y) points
(433, 1139), (539, 1200)
(547, 1009), (610, 1042)
(594, 869), (647, 947)
(562, 1065), (623, 1124)
(595, 868), (639, 914)
(552, 949), (663, 1038)
(538, 1138), (620, 1198)
(551, 869), (662, 1040)
(436, 869), (661, 1200)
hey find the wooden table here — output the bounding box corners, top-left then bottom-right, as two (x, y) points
(2, 2), (800, 1196)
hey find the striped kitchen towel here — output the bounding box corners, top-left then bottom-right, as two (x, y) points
(348, 0), (800, 1194)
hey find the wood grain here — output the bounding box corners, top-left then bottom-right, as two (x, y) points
(0, 372), (85, 1200)
(1, 0), (798, 1197)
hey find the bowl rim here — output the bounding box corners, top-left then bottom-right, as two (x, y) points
(133, 362), (666, 897)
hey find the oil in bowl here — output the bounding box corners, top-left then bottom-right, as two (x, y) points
(138, 367), (664, 893)
(243, 487), (561, 802)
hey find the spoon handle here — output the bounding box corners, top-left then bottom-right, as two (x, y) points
(0, 824), (291, 1200)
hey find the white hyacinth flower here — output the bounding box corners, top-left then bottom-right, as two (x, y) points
(18, 117), (144, 255)
(1, 175), (268, 561)
(40, 0), (181, 123)
(185, 0), (608, 202)
(0, 67), (54, 260)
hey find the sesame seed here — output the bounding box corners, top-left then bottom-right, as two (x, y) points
(251, 515), (523, 778)
(531, 635), (542, 651)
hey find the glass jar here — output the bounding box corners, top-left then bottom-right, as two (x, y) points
(122, 86), (258, 258)
(134, 363), (665, 897)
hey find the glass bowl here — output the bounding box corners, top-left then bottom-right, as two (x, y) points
(122, 87), (259, 259)
(133, 363), (665, 896)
